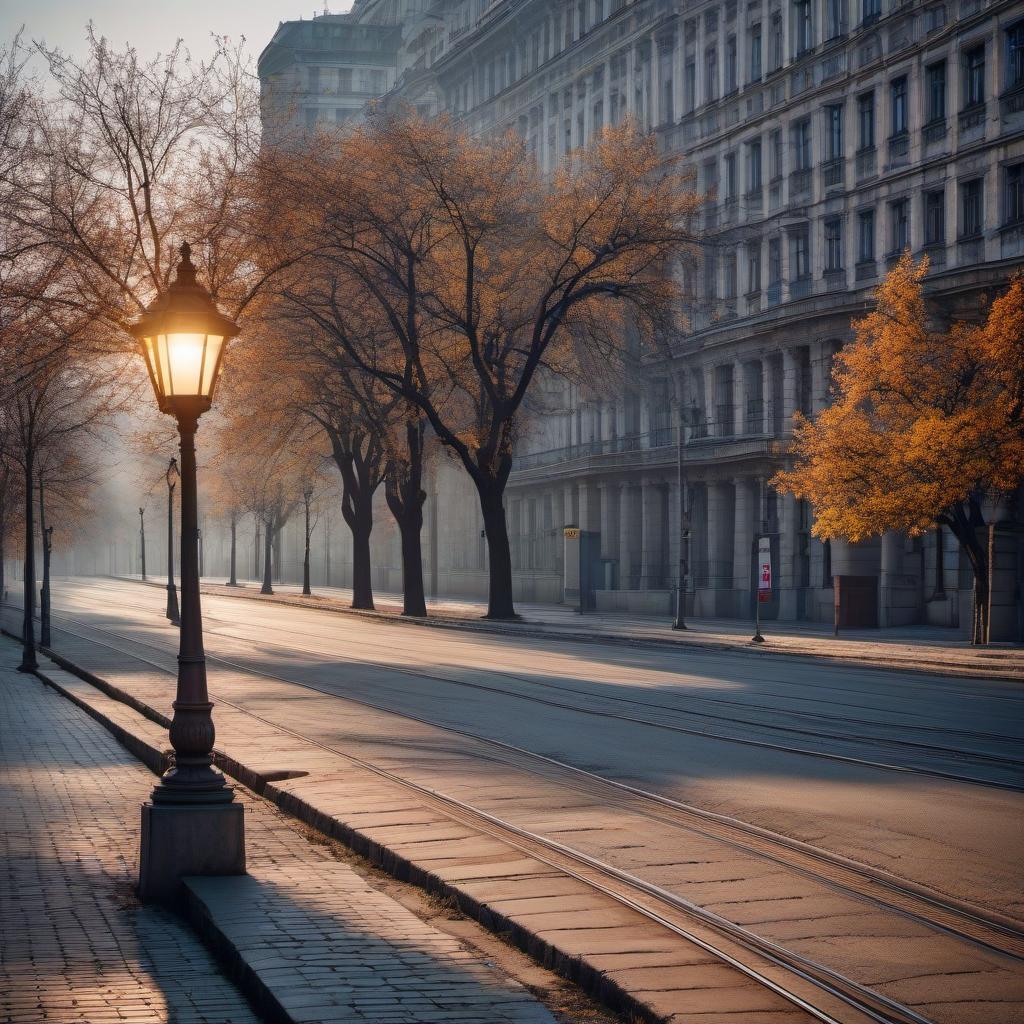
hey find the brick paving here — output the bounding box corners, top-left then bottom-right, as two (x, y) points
(0, 639), (262, 1024)
(0, 637), (560, 1024)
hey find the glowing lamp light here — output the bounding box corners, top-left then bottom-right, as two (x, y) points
(131, 243), (239, 416)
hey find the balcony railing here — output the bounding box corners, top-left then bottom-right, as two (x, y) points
(958, 103), (985, 134)
(887, 131), (910, 166)
(922, 119), (948, 145)
(512, 430), (678, 472)
(790, 275), (813, 299)
(766, 281), (782, 305)
(1001, 86), (1024, 118)
(821, 157), (844, 189)
(855, 260), (877, 281)
(790, 168), (812, 197)
(856, 146), (877, 179)
(824, 268), (847, 290)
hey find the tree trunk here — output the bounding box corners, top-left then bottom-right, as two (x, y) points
(39, 480), (51, 649)
(228, 513), (237, 586)
(20, 448), (36, 672)
(261, 518), (274, 595)
(477, 480), (517, 620)
(302, 498), (312, 596)
(945, 507), (990, 645)
(387, 477), (426, 617)
(384, 422), (428, 617)
(349, 493), (374, 610)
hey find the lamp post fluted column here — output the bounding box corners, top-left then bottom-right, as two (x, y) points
(166, 460), (180, 625)
(139, 507), (147, 581)
(155, 410), (230, 802)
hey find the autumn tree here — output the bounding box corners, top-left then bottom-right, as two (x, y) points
(265, 113), (700, 619)
(774, 257), (1024, 645)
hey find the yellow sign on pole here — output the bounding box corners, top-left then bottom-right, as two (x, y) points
(563, 527), (581, 540)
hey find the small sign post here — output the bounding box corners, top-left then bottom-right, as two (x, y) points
(753, 536), (771, 643)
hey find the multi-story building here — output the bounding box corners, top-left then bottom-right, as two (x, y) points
(258, 14), (402, 142)
(259, 0), (1024, 635)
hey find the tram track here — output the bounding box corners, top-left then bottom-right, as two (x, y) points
(34, 603), (1024, 973)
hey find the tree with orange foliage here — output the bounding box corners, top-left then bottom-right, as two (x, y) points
(774, 257), (1024, 644)
(265, 113), (699, 619)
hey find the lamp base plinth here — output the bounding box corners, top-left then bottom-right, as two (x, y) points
(138, 800), (245, 906)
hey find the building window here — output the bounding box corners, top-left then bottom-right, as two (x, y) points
(862, 0), (880, 23)
(1005, 163), (1024, 226)
(1008, 22), (1024, 90)
(770, 129), (783, 179)
(960, 178), (983, 237)
(725, 35), (738, 92)
(824, 217), (843, 271)
(890, 198), (909, 252)
(725, 152), (738, 198)
(308, 66), (320, 93)
(768, 236), (782, 283)
(857, 91), (874, 149)
(826, 0), (844, 40)
(825, 104), (843, 160)
(890, 75), (908, 135)
(748, 139), (763, 190)
(750, 24), (763, 81)
(924, 189), (945, 245)
(685, 60), (696, 112)
(770, 13), (784, 71)
(706, 47), (718, 101)
(924, 62), (946, 125)
(704, 249), (719, 299)
(791, 226), (811, 279)
(724, 253), (738, 298)
(857, 208), (875, 262)
(794, 0), (813, 55)
(962, 45), (985, 109)
(747, 243), (762, 292)
(792, 118), (812, 170)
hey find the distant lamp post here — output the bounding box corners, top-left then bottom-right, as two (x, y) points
(131, 242), (243, 905)
(165, 459), (181, 626)
(139, 507), (147, 581)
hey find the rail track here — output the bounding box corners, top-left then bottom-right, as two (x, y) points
(10, 590), (1024, 1024)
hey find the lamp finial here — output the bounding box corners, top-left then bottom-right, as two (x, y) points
(174, 242), (197, 287)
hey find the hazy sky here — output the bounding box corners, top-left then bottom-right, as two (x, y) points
(1, 0), (353, 68)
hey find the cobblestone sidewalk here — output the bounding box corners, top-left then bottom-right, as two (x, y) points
(0, 639), (262, 1024)
(0, 637), (559, 1024)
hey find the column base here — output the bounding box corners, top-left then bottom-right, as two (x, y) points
(139, 800), (245, 906)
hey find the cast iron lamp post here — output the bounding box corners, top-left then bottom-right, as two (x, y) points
(131, 242), (244, 904)
(139, 507), (147, 581)
(165, 459), (181, 625)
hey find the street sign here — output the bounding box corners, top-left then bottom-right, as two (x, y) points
(563, 526), (580, 540)
(758, 536), (772, 593)
(753, 537), (771, 643)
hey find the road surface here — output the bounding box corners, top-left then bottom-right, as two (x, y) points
(13, 576), (1024, 1023)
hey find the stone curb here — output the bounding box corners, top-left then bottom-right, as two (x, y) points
(115, 574), (1024, 682)
(22, 637), (664, 1024)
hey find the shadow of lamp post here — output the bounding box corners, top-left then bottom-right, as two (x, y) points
(131, 242), (244, 905)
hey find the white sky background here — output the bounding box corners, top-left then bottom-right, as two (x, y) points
(1, 0), (353, 69)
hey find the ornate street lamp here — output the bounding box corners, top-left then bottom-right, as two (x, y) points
(139, 507), (147, 582)
(165, 460), (180, 625)
(131, 242), (244, 904)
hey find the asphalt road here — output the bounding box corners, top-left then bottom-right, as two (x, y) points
(18, 576), (1024, 1022)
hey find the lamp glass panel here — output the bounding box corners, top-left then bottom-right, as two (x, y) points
(199, 335), (224, 397)
(156, 335), (172, 399)
(142, 336), (160, 396)
(166, 332), (206, 396)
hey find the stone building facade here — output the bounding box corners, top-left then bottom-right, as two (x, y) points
(259, 0), (1024, 633)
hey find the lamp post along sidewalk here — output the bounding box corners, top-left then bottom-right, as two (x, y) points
(139, 507), (147, 581)
(165, 460), (180, 625)
(132, 243), (244, 905)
